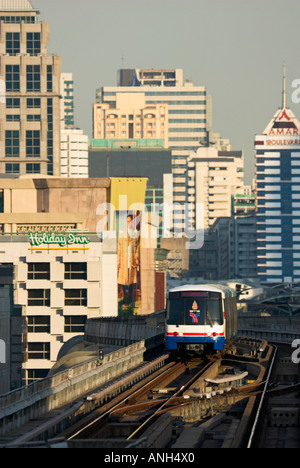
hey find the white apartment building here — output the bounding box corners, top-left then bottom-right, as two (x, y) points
(60, 128), (89, 178)
(187, 147), (244, 229)
(60, 72), (88, 178)
(60, 72), (74, 129)
(0, 232), (117, 385)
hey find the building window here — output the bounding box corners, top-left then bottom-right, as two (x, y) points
(27, 98), (41, 108)
(65, 289), (87, 307)
(5, 130), (19, 157)
(47, 98), (53, 175)
(26, 369), (49, 383)
(64, 263), (87, 280)
(6, 32), (20, 55)
(28, 289), (50, 307)
(27, 316), (50, 333)
(0, 191), (4, 213)
(6, 98), (20, 108)
(26, 130), (40, 157)
(64, 316), (87, 333)
(27, 32), (41, 55)
(47, 65), (53, 92)
(26, 163), (40, 174)
(6, 65), (20, 91)
(26, 65), (41, 92)
(6, 114), (20, 122)
(28, 263), (50, 280)
(28, 342), (50, 360)
(5, 163), (20, 175)
(27, 114), (41, 122)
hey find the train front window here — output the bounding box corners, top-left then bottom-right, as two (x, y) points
(206, 299), (223, 326)
(167, 298), (184, 324)
(167, 291), (223, 326)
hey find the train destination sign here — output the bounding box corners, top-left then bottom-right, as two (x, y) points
(28, 232), (90, 248)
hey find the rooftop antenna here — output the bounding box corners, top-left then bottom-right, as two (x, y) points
(282, 62), (287, 109)
(121, 55), (125, 69)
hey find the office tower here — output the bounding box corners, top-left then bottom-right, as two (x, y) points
(0, 0), (61, 177)
(187, 147), (244, 229)
(60, 72), (88, 177)
(95, 68), (212, 231)
(255, 68), (300, 284)
(60, 72), (74, 129)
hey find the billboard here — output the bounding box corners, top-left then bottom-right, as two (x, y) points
(116, 210), (141, 315)
(110, 178), (147, 315)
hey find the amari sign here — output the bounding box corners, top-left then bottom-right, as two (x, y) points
(28, 232), (90, 248)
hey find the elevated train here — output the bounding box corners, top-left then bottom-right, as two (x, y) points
(165, 284), (238, 356)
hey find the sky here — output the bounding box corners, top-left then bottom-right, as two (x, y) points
(35, 0), (300, 184)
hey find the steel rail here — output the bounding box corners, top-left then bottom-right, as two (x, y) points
(246, 344), (278, 448)
(67, 359), (183, 440)
(126, 359), (214, 441)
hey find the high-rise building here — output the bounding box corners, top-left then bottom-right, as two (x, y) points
(0, 0), (61, 177)
(187, 147), (244, 229)
(60, 72), (74, 129)
(95, 68), (213, 231)
(60, 72), (88, 178)
(255, 67), (300, 284)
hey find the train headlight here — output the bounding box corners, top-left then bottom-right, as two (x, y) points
(173, 332), (179, 337)
(207, 332), (218, 338)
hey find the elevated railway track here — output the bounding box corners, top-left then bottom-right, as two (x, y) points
(2, 336), (292, 449)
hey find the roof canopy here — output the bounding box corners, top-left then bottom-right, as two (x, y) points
(0, 0), (39, 12)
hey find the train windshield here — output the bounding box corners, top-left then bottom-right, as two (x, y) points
(167, 291), (223, 326)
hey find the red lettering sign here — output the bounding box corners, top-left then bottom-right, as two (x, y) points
(269, 128), (299, 136)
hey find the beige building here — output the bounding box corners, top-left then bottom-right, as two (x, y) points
(0, 0), (61, 177)
(0, 177), (111, 235)
(93, 92), (169, 146)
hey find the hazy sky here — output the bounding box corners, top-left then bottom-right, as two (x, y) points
(35, 0), (300, 184)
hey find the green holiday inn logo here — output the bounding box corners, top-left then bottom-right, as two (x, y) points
(28, 232), (90, 248)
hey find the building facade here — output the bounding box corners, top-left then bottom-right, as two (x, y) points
(187, 147), (244, 229)
(60, 72), (89, 178)
(0, 0), (61, 177)
(60, 72), (74, 129)
(93, 93), (169, 146)
(0, 232), (117, 387)
(255, 95), (300, 284)
(60, 128), (89, 178)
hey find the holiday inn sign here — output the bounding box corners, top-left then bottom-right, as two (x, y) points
(28, 232), (90, 248)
